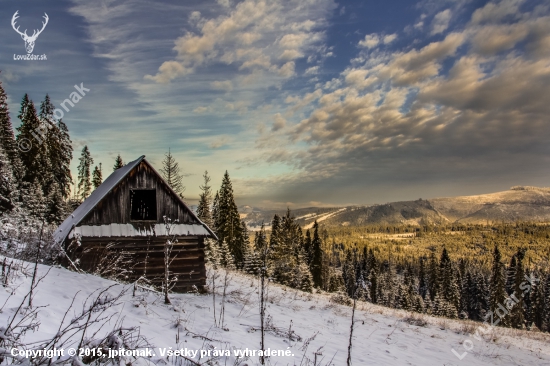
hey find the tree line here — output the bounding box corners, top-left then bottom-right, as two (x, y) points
(196, 176), (550, 331)
(0, 74), (188, 225)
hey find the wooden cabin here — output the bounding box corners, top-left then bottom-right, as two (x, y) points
(53, 155), (216, 292)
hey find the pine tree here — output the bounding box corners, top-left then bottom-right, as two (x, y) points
(310, 221), (323, 288)
(303, 229), (312, 265)
(92, 163), (102, 189)
(45, 181), (66, 224)
(47, 119), (73, 199)
(113, 154), (124, 171)
(439, 248), (460, 313)
(490, 245), (509, 327)
(216, 171), (245, 267)
(428, 251), (439, 302)
(212, 191), (219, 232)
(0, 74), (23, 181)
(196, 171), (213, 227)
(544, 273), (550, 332)
(218, 239), (235, 269)
(0, 143), (15, 212)
(418, 258), (428, 300)
(17, 94), (48, 187)
(204, 238), (220, 268)
(510, 248), (526, 328)
(77, 146), (93, 201)
(160, 148), (185, 198)
(243, 245), (261, 276)
(528, 271), (544, 330)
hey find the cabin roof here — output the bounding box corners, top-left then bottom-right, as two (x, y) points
(53, 155), (216, 243)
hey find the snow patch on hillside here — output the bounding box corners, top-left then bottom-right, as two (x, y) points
(1, 262), (549, 365)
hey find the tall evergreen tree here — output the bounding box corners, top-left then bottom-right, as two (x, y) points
(439, 248), (460, 313)
(77, 146), (93, 201)
(196, 170), (213, 227)
(510, 248), (526, 328)
(418, 258), (428, 300)
(0, 74), (23, 181)
(92, 163), (102, 189)
(160, 148), (185, 198)
(17, 94), (48, 187)
(303, 229), (312, 265)
(310, 221), (323, 288)
(113, 154), (124, 171)
(0, 143), (15, 212)
(211, 191), (219, 232)
(216, 171), (245, 267)
(428, 251), (439, 302)
(490, 245), (509, 327)
(39, 94), (73, 199)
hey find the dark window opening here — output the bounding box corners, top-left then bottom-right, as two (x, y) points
(130, 189), (157, 221)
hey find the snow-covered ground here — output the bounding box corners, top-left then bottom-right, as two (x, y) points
(1, 261), (549, 366)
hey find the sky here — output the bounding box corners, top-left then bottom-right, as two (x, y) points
(1, 0), (549, 209)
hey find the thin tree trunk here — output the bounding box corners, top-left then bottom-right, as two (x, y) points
(347, 290), (357, 366)
(29, 221), (45, 307)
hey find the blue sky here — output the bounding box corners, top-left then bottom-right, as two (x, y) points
(1, 0), (549, 208)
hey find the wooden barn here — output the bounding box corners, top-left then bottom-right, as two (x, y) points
(53, 155), (216, 292)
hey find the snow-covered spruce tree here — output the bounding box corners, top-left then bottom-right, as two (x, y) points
(0, 142), (16, 213)
(0, 74), (23, 181)
(77, 145), (93, 201)
(204, 237), (220, 268)
(113, 154), (124, 171)
(270, 209), (305, 287)
(490, 245), (510, 327)
(310, 221), (324, 288)
(243, 244), (261, 276)
(196, 170), (213, 228)
(216, 171), (245, 268)
(510, 248), (526, 329)
(211, 190), (219, 231)
(92, 163), (102, 189)
(218, 239), (235, 269)
(544, 273), (550, 332)
(17, 94), (49, 188)
(160, 148), (185, 199)
(439, 248), (460, 314)
(428, 251), (439, 302)
(48, 119), (73, 199)
(418, 257), (428, 300)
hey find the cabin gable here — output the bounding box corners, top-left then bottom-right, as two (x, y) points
(79, 160), (199, 226)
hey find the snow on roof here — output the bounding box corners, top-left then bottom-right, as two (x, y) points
(53, 155), (215, 244)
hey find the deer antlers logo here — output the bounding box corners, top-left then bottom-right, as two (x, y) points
(11, 11), (49, 54)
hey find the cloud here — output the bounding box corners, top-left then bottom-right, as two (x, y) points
(383, 33), (398, 44)
(278, 61), (296, 78)
(358, 34), (379, 49)
(431, 9), (452, 35)
(193, 106), (209, 113)
(305, 66), (319, 75)
(209, 136), (230, 148)
(145, 0), (334, 84)
(471, 0), (524, 24)
(253, 2), (550, 204)
(211, 80), (233, 91)
(272, 113), (286, 131)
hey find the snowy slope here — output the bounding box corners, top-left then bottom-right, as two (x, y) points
(1, 262), (549, 366)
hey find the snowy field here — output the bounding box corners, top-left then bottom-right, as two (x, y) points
(1, 261), (549, 366)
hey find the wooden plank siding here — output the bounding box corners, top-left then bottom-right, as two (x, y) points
(66, 236), (206, 292)
(80, 161), (199, 226)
